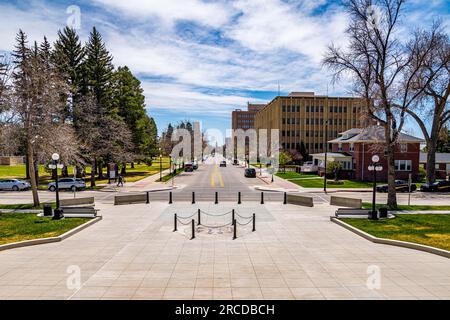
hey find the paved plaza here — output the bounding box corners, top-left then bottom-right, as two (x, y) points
(0, 201), (449, 300)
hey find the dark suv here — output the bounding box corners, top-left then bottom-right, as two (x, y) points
(245, 168), (257, 178)
(376, 180), (417, 193)
(421, 180), (450, 192)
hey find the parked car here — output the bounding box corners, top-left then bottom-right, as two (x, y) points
(376, 180), (417, 193)
(244, 168), (257, 178)
(48, 178), (86, 192)
(184, 163), (194, 172)
(420, 180), (450, 192)
(193, 162), (199, 170)
(220, 161), (227, 167)
(301, 161), (318, 173)
(0, 179), (31, 191)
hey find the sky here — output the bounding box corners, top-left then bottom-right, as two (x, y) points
(0, 0), (448, 139)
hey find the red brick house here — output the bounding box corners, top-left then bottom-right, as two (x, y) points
(311, 126), (423, 182)
(420, 153), (450, 180)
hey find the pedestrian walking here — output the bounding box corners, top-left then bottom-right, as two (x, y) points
(117, 175), (124, 187)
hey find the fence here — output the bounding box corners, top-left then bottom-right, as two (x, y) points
(173, 209), (256, 240)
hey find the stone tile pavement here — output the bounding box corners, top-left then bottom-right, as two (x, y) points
(0, 201), (449, 300)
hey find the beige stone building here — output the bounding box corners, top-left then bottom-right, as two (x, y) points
(254, 92), (365, 154)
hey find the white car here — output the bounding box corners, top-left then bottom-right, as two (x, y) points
(0, 179), (31, 191)
(301, 162), (318, 173)
(48, 178), (86, 192)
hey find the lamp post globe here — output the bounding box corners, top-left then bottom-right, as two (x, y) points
(372, 155), (380, 163)
(52, 153), (60, 161)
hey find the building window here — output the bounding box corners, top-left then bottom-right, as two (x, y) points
(282, 130), (286, 137)
(395, 160), (412, 171)
(297, 106), (300, 112)
(282, 106), (286, 112)
(330, 107), (333, 113)
(282, 118), (286, 124)
(306, 118), (309, 125)
(435, 164), (440, 170)
(338, 143), (343, 151)
(350, 143), (354, 152)
(306, 106), (309, 112)
(287, 118), (290, 124)
(287, 106), (291, 112)
(400, 144), (408, 152)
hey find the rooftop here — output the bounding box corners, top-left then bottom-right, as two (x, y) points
(329, 126), (424, 144)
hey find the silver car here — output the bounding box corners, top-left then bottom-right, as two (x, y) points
(0, 179), (31, 191)
(48, 178), (86, 192)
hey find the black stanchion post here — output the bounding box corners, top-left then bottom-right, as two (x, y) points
(198, 209), (201, 226)
(174, 214), (177, 232)
(146, 191), (150, 204)
(232, 209), (235, 226)
(169, 192), (173, 204)
(238, 192), (241, 205)
(215, 192), (218, 204)
(191, 219), (195, 240)
(261, 192), (264, 204)
(283, 192), (287, 205)
(252, 213), (256, 232)
(233, 219), (237, 240)
(192, 192), (195, 204)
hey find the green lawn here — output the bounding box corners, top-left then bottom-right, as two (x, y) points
(0, 203), (56, 210)
(0, 212), (89, 245)
(362, 202), (450, 211)
(0, 159), (171, 187)
(276, 172), (375, 188)
(160, 168), (185, 182)
(341, 214), (450, 251)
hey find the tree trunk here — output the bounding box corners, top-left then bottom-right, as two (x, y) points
(25, 153), (30, 179)
(385, 133), (398, 209)
(27, 144), (39, 207)
(426, 141), (437, 185)
(90, 158), (96, 188)
(98, 161), (104, 180)
(121, 163), (127, 175)
(62, 166), (69, 178)
(131, 162), (135, 169)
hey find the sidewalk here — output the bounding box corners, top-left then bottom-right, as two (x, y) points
(99, 168), (175, 193)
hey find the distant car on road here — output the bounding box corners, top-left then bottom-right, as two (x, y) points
(48, 178), (86, 192)
(244, 168), (257, 178)
(0, 179), (31, 191)
(184, 163), (194, 172)
(420, 180), (450, 192)
(193, 162), (199, 170)
(220, 161), (227, 167)
(376, 180), (417, 193)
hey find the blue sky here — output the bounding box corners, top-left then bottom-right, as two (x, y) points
(0, 0), (448, 138)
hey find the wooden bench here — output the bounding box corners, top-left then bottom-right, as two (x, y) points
(61, 206), (99, 218)
(335, 208), (371, 218)
(114, 193), (148, 205)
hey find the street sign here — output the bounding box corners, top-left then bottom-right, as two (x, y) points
(48, 164), (56, 169)
(57, 164), (64, 169)
(408, 173), (412, 206)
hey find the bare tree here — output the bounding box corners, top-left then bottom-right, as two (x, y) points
(323, 0), (443, 208)
(405, 25), (450, 184)
(11, 31), (72, 206)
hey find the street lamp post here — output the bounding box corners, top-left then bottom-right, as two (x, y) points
(259, 154), (262, 176)
(50, 153), (64, 220)
(324, 120), (329, 193)
(368, 155), (383, 220)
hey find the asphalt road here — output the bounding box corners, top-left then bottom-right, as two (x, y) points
(147, 161), (286, 202)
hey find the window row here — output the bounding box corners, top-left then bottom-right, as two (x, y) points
(282, 105), (362, 113)
(394, 160), (412, 171)
(282, 118), (361, 126)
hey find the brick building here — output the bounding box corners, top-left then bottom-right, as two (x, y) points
(254, 92), (365, 154)
(231, 103), (265, 130)
(311, 126), (423, 182)
(420, 153), (450, 179)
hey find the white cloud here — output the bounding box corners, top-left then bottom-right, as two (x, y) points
(89, 0), (234, 28)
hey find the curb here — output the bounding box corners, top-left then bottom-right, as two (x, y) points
(330, 217), (450, 259)
(0, 216), (102, 252)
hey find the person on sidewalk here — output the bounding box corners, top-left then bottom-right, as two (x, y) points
(117, 175), (125, 187)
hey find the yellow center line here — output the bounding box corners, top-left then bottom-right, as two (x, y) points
(210, 165), (225, 188)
